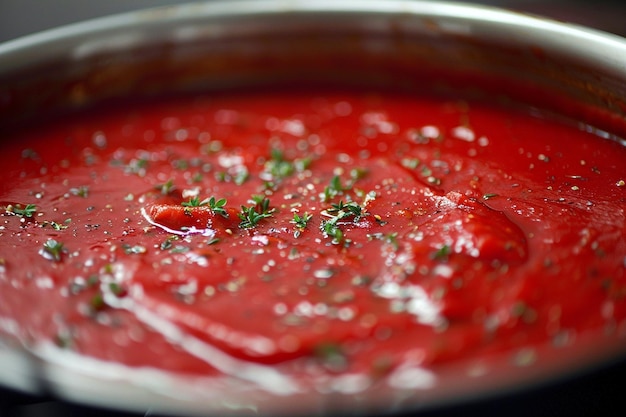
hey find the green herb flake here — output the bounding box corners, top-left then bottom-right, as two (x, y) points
(157, 179), (175, 195)
(370, 354), (395, 377)
(41, 239), (64, 262)
(328, 200), (364, 221)
(170, 245), (190, 254)
(214, 168), (249, 185)
(54, 332), (73, 349)
(401, 158), (420, 170)
(181, 196), (228, 217)
(313, 342), (348, 371)
(215, 171), (227, 182)
(291, 212), (313, 230)
(126, 157), (149, 176)
(108, 282), (125, 296)
(350, 167), (368, 181)
(87, 274), (100, 287)
(320, 201), (367, 244)
(321, 175), (347, 202)
(385, 232), (399, 250)
(41, 220), (69, 231)
(291, 212), (313, 237)
(431, 244), (451, 261)
(70, 186), (89, 198)
(8, 204), (37, 218)
(234, 169), (250, 185)
(181, 196), (208, 207)
(89, 293), (106, 312)
(173, 159), (189, 170)
(122, 244), (147, 255)
(321, 220), (344, 244)
(239, 197), (274, 229)
(368, 232), (399, 250)
(208, 197), (228, 217)
(239, 205), (273, 229)
(160, 239), (174, 250)
(265, 148), (295, 180)
(330, 175), (343, 192)
(51, 221), (66, 230)
(295, 156), (313, 171)
(288, 247), (300, 260)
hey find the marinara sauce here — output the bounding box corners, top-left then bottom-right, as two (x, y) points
(0, 89), (625, 393)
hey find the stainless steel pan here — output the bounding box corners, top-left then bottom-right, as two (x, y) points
(1, 1), (625, 415)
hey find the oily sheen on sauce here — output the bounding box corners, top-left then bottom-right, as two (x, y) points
(0, 89), (625, 394)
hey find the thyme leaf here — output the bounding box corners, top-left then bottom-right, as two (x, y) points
(291, 212), (313, 230)
(181, 196), (209, 207)
(41, 238), (64, 262)
(181, 196), (228, 217)
(432, 244), (451, 261)
(156, 179), (175, 195)
(8, 204), (37, 218)
(207, 197), (228, 217)
(320, 201), (366, 244)
(238, 197), (274, 229)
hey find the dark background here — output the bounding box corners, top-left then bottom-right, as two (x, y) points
(1, 1), (625, 416)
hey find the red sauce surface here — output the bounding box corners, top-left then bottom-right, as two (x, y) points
(0, 89), (625, 393)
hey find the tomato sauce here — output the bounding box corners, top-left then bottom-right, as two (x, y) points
(0, 89), (625, 393)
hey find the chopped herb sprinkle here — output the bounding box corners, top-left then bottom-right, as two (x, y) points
(239, 197), (274, 229)
(41, 239), (64, 261)
(291, 212), (313, 230)
(432, 244), (451, 261)
(7, 204), (37, 218)
(320, 201), (367, 244)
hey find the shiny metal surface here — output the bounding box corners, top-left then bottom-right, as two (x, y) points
(1, 0), (625, 43)
(2, 1), (626, 130)
(1, 1), (625, 415)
